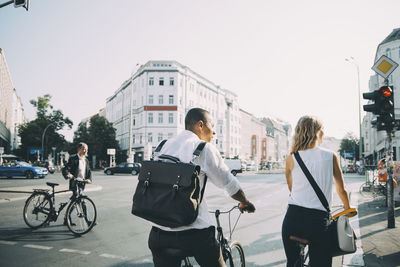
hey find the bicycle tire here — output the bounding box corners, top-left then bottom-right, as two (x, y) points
(23, 192), (53, 229)
(66, 196), (97, 235)
(359, 182), (374, 199)
(226, 241), (245, 267)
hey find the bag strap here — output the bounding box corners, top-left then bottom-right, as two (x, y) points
(293, 152), (331, 213)
(155, 139), (167, 153)
(193, 142), (208, 203)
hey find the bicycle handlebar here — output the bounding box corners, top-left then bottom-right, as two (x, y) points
(332, 208), (358, 220)
(209, 204), (239, 214)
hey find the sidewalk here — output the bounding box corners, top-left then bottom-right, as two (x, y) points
(337, 186), (400, 267)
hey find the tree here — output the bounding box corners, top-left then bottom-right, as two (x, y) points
(17, 95), (73, 162)
(339, 133), (360, 161)
(72, 115), (120, 167)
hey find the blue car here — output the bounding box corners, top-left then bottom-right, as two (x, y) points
(0, 161), (48, 179)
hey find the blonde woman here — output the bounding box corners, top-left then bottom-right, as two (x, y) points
(282, 116), (351, 267)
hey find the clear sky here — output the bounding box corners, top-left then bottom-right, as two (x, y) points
(1, 0), (400, 141)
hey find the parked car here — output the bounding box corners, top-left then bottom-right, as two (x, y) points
(246, 162), (257, 171)
(224, 159), (243, 176)
(0, 161), (48, 179)
(104, 162), (141, 175)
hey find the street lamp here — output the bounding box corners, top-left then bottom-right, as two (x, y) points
(345, 57), (362, 162)
(41, 122), (57, 162)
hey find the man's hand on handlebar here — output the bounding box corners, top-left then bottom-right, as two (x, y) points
(239, 201), (256, 213)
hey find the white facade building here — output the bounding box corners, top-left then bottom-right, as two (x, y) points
(0, 48), (25, 152)
(106, 60), (240, 162)
(363, 28), (400, 163)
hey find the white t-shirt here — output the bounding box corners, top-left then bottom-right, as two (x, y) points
(152, 130), (242, 231)
(288, 146), (334, 212)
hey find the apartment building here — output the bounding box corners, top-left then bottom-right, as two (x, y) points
(106, 60), (240, 162)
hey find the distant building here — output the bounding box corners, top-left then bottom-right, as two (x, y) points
(363, 28), (400, 164)
(261, 117), (292, 168)
(106, 60), (240, 162)
(0, 48), (25, 153)
(239, 109), (266, 166)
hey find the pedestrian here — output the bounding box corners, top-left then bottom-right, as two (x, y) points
(62, 142), (92, 224)
(282, 116), (352, 267)
(148, 108), (256, 267)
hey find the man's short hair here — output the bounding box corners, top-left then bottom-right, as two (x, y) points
(185, 108), (209, 131)
(77, 142), (88, 150)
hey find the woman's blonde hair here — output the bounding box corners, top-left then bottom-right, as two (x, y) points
(290, 116), (323, 154)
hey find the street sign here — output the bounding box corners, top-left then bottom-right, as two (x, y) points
(107, 148), (116, 155)
(372, 55), (399, 79)
(30, 148), (42, 155)
(344, 152), (354, 159)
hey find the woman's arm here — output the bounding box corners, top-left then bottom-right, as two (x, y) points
(333, 153), (351, 210)
(285, 155), (294, 192)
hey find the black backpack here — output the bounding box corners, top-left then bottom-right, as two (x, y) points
(131, 140), (207, 228)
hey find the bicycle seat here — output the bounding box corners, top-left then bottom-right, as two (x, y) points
(46, 182), (59, 187)
(160, 248), (193, 258)
(290, 235), (310, 245)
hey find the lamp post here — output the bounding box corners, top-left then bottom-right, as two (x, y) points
(41, 122), (56, 162)
(345, 57), (362, 161)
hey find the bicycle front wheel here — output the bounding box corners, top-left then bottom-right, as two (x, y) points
(66, 196), (97, 235)
(23, 192), (53, 229)
(359, 182), (373, 199)
(226, 241), (245, 267)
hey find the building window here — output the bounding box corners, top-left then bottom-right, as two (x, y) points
(158, 113), (163, 123)
(132, 134), (135, 144)
(169, 95), (174, 104)
(148, 113), (153, 123)
(148, 133), (153, 143)
(139, 135), (143, 144)
(386, 48), (392, 58)
(168, 133), (173, 139)
(168, 113), (174, 124)
(148, 95), (153, 104)
(159, 95), (164, 104)
(149, 77), (154, 86)
(158, 133), (163, 142)
(159, 77), (164, 86)
(170, 77), (174, 86)
(133, 117), (136, 126)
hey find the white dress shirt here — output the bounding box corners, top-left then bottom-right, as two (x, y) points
(152, 130), (242, 231)
(77, 155), (86, 179)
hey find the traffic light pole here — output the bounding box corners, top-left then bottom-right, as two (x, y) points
(387, 130), (395, 228)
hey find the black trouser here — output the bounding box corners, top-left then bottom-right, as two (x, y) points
(282, 204), (332, 267)
(148, 226), (224, 267)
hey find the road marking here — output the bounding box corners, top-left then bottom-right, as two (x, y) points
(0, 240), (17, 245)
(100, 253), (128, 260)
(60, 248), (91, 255)
(23, 244), (53, 250)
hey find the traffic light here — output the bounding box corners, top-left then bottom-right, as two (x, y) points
(14, 0), (29, 10)
(379, 86), (394, 131)
(364, 86), (395, 131)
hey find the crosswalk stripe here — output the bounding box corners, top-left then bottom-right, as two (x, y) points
(23, 244), (53, 250)
(59, 248), (91, 255)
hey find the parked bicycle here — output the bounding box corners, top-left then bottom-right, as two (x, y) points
(23, 178), (97, 236)
(289, 207), (358, 267)
(359, 170), (387, 199)
(182, 205), (245, 267)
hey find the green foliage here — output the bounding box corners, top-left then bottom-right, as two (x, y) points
(339, 133), (360, 160)
(72, 115), (120, 166)
(17, 95), (73, 161)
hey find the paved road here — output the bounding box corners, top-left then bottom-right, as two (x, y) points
(0, 172), (365, 267)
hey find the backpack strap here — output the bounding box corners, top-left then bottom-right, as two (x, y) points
(155, 140), (167, 153)
(193, 142), (208, 203)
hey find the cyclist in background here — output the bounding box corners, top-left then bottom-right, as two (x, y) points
(62, 142), (92, 225)
(282, 116), (352, 267)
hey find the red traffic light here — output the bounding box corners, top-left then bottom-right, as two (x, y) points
(379, 86), (392, 98)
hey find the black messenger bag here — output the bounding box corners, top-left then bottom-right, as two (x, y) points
(131, 141), (207, 228)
